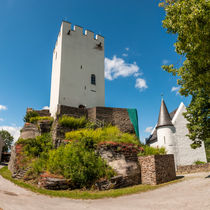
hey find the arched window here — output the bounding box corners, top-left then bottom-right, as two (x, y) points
(91, 74), (96, 85)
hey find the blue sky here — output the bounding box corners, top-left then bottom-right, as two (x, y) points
(0, 0), (190, 142)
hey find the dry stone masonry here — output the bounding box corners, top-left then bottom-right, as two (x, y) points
(138, 154), (176, 185)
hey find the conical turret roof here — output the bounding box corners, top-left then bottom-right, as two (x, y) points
(156, 99), (173, 128)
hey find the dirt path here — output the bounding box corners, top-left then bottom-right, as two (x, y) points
(0, 166), (209, 210)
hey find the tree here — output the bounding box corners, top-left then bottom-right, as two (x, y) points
(0, 130), (14, 152)
(159, 0), (210, 148)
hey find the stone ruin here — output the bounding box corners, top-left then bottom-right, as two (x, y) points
(8, 105), (177, 190)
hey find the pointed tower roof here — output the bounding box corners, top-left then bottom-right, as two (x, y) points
(156, 99), (173, 128)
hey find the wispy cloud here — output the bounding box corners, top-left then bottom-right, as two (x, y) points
(145, 126), (153, 133)
(0, 126), (21, 142)
(171, 86), (180, 95)
(125, 47), (129, 51)
(162, 59), (169, 65)
(105, 56), (140, 80)
(0, 105), (7, 111)
(0, 118), (4, 122)
(122, 53), (128, 57)
(42, 106), (49, 110)
(135, 78), (148, 91)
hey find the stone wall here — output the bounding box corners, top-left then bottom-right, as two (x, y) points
(56, 105), (87, 119)
(27, 108), (50, 117)
(8, 144), (29, 179)
(177, 163), (210, 174)
(138, 154), (176, 185)
(19, 123), (40, 140)
(96, 143), (142, 189)
(57, 105), (135, 134)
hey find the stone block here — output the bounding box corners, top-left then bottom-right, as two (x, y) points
(138, 154), (176, 185)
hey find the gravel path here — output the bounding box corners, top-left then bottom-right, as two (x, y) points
(0, 166), (209, 210)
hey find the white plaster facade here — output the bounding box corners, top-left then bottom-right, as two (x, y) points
(50, 21), (105, 117)
(149, 102), (207, 166)
(0, 134), (5, 162)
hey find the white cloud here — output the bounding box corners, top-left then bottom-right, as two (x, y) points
(42, 106), (49, 110)
(162, 59), (169, 65)
(0, 126), (21, 142)
(122, 53), (128, 57)
(0, 118), (4, 122)
(105, 56), (140, 80)
(145, 126), (153, 133)
(171, 86), (180, 95)
(125, 47), (129, 51)
(134, 72), (142, 77)
(135, 78), (148, 91)
(0, 105), (7, 111)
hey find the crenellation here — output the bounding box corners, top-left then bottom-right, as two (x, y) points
(85, 30), (94, 39)
(60, 20), (104, 42)
(95, 34), (104, 42)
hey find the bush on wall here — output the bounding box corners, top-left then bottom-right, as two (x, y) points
(29, 116), (54, 124)
(58, 115), (87, 129)
(23, 111), (39, 123)
(138, 145), (166, 156)
(65, 126), (140, 145)
(47, 137), (115, 188)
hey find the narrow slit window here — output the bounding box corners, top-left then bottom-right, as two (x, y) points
(91, 74), (96, 85)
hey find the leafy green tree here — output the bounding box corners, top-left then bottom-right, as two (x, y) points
(160, 0), (210, 148)
(0, 130), (14, 152)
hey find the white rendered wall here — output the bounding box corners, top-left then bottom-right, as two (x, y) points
(50, 21), (105, 116)
(172, 103), (207, 166)
(156, 126), (178, 165)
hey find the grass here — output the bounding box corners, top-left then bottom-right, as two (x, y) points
(0, 166), (184, 200)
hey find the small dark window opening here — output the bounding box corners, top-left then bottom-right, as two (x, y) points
(91, 74), (96, 85)
(78, 104), (85, 109)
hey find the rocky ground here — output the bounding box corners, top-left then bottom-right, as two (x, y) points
(0, 165), (209, 210)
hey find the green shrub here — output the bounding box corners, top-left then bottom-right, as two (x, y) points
(138, 145), (166, 156)
(58, 116), (87, 129)
(26, 156), (48, 179)
(17, 133), (53, 158)
(194, 160), (206, 165)
(24, 111), (39, 122)
(47, 138), (115, 188)
(65, 126), (140, 145)
(29, 116), (54, 124)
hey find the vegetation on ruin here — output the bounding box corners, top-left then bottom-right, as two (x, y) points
(23, 111), (39, 122)
(65, 126), (140, 145)
(47, 139), (115, 188)
(58, 115), (87, 129)
(14, 115), (169, 189)
(16, 132), (115, 186)
(160, 0), (210, 148)
(194, 160), (206, 165)
(29, 116), (54, 124)
(138, 145), (166, 156)
(0, 166), (184, 199)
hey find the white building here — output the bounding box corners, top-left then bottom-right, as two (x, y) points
(147, 99), (207, 166)
(50, 21), (105, 117)
(0, 134), (5, 162)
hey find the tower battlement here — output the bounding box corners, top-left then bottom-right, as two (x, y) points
(62, 21), (104, 41)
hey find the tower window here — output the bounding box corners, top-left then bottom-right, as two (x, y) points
(91, 74), (96, 85)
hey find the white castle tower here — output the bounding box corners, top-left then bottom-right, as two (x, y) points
(50, 21), (105, 117)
